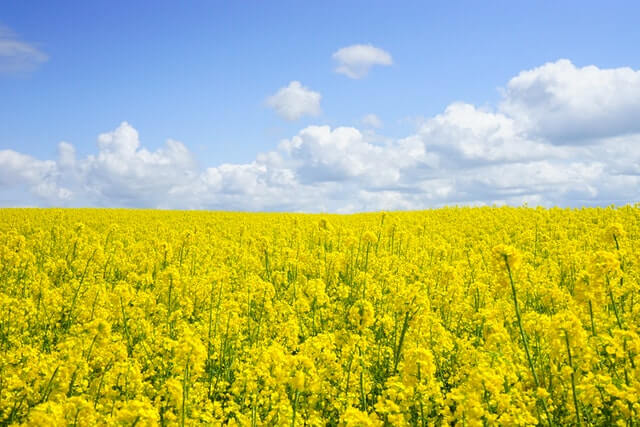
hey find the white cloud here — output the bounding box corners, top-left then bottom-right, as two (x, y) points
(0, 149), (71, 202)
(81, 122), (198, 206)
(0, 25), (48, 73)
(333, 44), (392, 79)
(500, 59), (640, 142)
(361, 114), (383, 128)
(57, 142), (76, 168)
(415, 102), (566, 165)
(279, 125), (436, 190)
(266, 81), (322, 120)
(2, 60), (640, 212)
(280, 126), (381, 182)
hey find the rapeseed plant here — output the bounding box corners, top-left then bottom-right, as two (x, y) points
(0, 207), (638, 425)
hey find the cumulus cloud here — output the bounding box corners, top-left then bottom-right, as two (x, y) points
(81, 122), (198, 206)
(333, 44), (392, 79)
(500, 59), (640, 142)
(0, 25), (48, 73)
(266, 81), (322, 120)
(2, 59), (640, 211)
(415, 103), (567, 165)
(0, 149), (71, 202)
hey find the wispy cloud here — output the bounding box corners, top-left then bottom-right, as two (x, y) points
(361, 114), (383, 129)
(0, 25), (49, 73)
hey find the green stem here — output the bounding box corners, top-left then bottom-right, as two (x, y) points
(588, 300), (596, 336)
(504, 256), (552, 426)
(393, 311), (411, 373)
(363, 243), (370, 299)
(606, 276), (623, 329)
(564, 330), (581, 426)
(291, 391), (299, 427)
(358, 346), (367, 411)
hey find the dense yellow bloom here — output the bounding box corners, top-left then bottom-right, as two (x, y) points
(491, 244), (522, 270)
(340, 406), (383, 426)
(590, 250), (621, 278)
(362, 230), (378, 244)
(603, 223), (626, 246)
(349, 300), (375, 331)
(0, 206), (639, 425)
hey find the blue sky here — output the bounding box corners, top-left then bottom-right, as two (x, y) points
(2, 1), (640, 211)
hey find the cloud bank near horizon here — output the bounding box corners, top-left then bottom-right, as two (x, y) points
(2, 59), (640, 212)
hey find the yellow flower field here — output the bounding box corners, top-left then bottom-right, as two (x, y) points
(0, 207), (639, 426)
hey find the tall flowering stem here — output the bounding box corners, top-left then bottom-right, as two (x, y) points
(503, 254), (553, 426)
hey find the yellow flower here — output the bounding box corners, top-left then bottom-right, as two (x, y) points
(1, 206), (639, 426)
(491, 244), (522, 269)
(362, 231), (377, 244)
(603, 223), (625, 246)
(318, 217), (333, 231)
(291, 370), (305, 391)
(349, 300), (374, 331)
(340, 406), (383, 426)
(590, 250), (620, 278)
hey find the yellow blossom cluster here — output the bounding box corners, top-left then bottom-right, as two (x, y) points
(0, 206), (639, 425)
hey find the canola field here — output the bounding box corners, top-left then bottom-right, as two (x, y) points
(0, 207), (639, 426)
